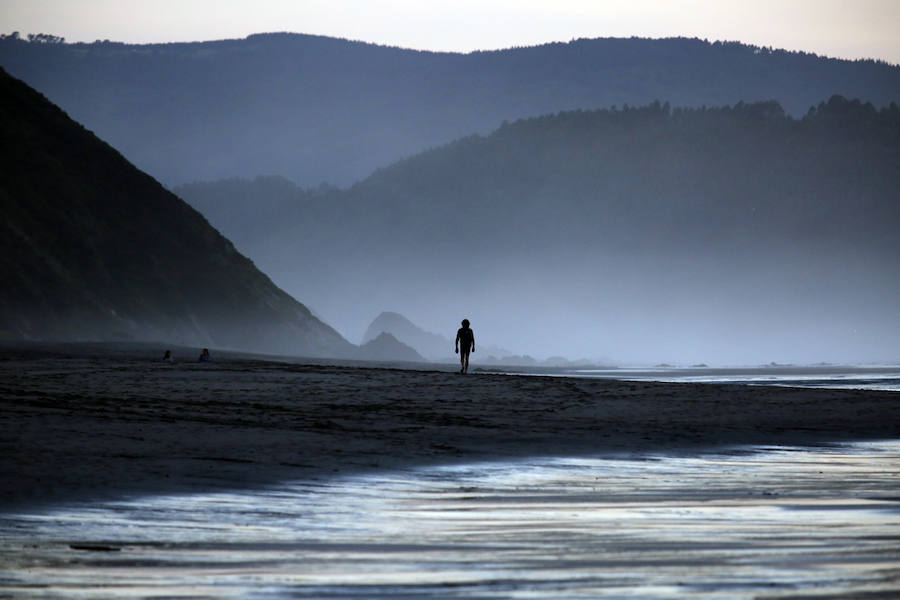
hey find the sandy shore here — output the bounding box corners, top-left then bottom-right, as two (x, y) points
(2, 343), (899, 509)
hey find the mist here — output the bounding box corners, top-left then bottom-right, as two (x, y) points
(178, 98), (900, 366)
(252, 243), (899, 366)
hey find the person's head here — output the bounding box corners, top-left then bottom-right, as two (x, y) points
(461, 319), (470, 328)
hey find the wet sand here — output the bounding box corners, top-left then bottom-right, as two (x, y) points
(2, 344), (900, 598)
(4, 444), (899, 598)
(1, 343), (899, 509)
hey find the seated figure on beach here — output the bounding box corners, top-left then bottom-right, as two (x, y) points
(198, 348), (211, 362)
(455, 319), (475, 374)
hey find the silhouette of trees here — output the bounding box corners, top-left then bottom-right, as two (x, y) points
(1, 32), (64, 43)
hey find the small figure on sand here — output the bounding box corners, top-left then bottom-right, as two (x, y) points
(162, 350), (173, 362)
(198, 348), (211, 362)
(455, 319), (475, 374)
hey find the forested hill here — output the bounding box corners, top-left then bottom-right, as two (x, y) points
(177, 98), (900, 364)
(0, 68), (354, 358)
(2, 32), (898, 187)
(351, 97), (899, 255)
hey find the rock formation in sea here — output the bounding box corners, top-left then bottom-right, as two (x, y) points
(362, 312), (452, 360)
(362, 311), (514, 362)
(356, 332), (425, 362)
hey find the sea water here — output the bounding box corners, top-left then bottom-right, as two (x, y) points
(1, 442), (898, 598)
(566, 365), (900, 391)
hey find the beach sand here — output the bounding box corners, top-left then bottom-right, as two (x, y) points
(2, 343), (898, 509)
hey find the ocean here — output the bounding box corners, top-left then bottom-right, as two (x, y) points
(527, 364), (900, 392)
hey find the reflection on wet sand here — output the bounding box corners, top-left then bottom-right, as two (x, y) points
(2, 442), (898, 598)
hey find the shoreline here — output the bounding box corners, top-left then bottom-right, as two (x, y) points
(2, 343), (899, 511)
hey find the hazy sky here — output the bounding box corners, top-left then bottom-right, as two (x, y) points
(3, 0), (899, 64)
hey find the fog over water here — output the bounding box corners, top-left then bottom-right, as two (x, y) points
(180, 99), (900, 365)
(293, 251), (897, 366)
(198, 216), (900, 366)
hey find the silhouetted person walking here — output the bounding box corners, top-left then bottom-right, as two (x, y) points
(455, 319), (475, 374)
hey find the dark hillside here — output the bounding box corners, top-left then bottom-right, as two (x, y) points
(178, 99), (900, 363)
(0, 68), (354, 357)
(1, 33), (898, 186)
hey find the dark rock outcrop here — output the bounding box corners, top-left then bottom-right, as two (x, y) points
(363, 312), (451, 360)
(356, 332), (425, 362)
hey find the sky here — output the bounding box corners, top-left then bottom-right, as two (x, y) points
(2, 0), (900, 65)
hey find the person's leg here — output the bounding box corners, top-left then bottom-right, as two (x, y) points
(460, 350), (466, 372)
(463, 349), (470, 373)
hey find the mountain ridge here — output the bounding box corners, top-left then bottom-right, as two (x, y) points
(2, 32), (898, 187)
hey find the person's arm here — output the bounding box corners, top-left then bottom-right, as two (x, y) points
(455, 330), (460, 354)
(471, 332), (475, 353)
